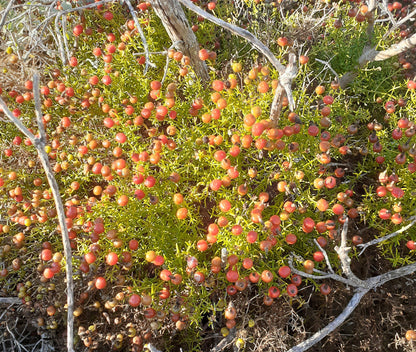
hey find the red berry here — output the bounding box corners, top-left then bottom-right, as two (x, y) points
(129, 294), (141, 307)
(95, 277), (107, 289)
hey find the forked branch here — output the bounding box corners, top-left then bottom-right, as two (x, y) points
(288, 216), (416, 352)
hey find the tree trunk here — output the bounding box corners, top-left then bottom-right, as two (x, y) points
(150, 0), (209, 82)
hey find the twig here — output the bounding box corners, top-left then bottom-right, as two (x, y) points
(177, 0), (286, 74)
(0, 74), (75, 352)
(288, 255), (354, 287)
(161, 41), (181, 84)
(369, 32), (416, 62)
(54, 13), (68, 64)
(287, 288), (369, 352)
(0, 0), (15, 31)
(0, 303), (17, 322)
(122, 0), (156, 74)
(32, 74), (47, 144)
(365, 0), (378, 44)
(368, 261), (416, 288)
(315, 58), (340, 82)
(357, 216), (416, 255)
(384, 7), (416, 39)
(313, 239), (334, 274)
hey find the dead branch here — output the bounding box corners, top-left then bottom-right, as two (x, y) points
(0, 0), (15, 31)
(177, 0), (286, 73)
(384, 8), (416, 39)
(0, 297), (21, 306)
(122, 0), (156, 74)
(177, 0), (298, 117)
(339, 0), (416, 88)
(150, 0), (209, 82)
(210, 328), (236, 352)
(287, 288), (369, 352)
(313, 238), (334, 274)
(368, 262), (416, 288)
(144, 343), (163, 352)
(370, 32), (416, 62)
(288, 215), (416, 352)
(334, 218), (364, 286)
(0, 73), (75, 352)
(357, 216), (416, 255)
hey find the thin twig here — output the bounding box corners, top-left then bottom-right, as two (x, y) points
(122, 0), (156, 74)
(384, 7), (416, 39)
(0, 0), (15, 31)
(0, 298), (21, 306)
(368, 261), (416, 288)
(357, 216), (416, 255)
(313, 239), (334, 274)
(315, 58), (340, 82)
(334, 218), (364, 285)
(32, 74), (47, 144)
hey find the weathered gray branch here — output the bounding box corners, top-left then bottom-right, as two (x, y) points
(150, 0), (209, 82)
(313, 238), (334, 274)
(288, 214), (416, 352)
(33, 74), (47, 144)
(287, 289), (369, 352)
(0, 74), (75, 352)
(0, 297), (21, 306)
(384, 7), (416, 39)
(0, 0), (15, 31)
(340, 32), (416, 88)
(177, 0), (286, 73)
(357, 216), (416, 255)
(368, 262), (416, 288)
(123, 0), (156, 74)
(334, 219), (364, 286)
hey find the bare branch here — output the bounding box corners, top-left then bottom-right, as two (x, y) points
(288, 255), (355, 287)
(177, 0), (286, 74)
(32, 73), (47, 144)
(0, 298), (21, 306)
(269, 85), (285, 124)
(150, 0), (209, 82)
(313, 239), (334, 274)
(1, 77), (75, 352)
(0, 100), (36, 143)
(372, 32), (416, 61)
(357, 216), (416, 255)
(269, 53), (298, 122)
(334, 218), (364, 285)
(122, 0), (156, 74)
(315, 58), (340, 82)
(365, 0), (378, 43)
(287, 289), (369, 352)
(384, 7), (416, 39)
(144, 343), (163, 352)
(210, 327), (236, 352)
(0, 0), (15, 31)
(368, 262), (416, 288)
